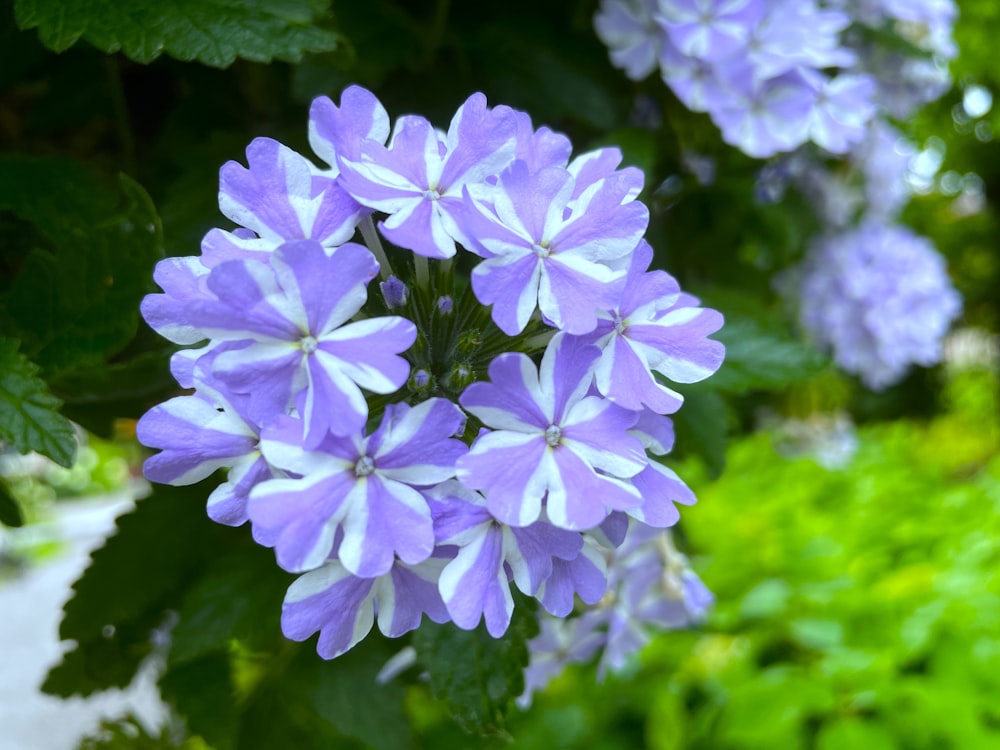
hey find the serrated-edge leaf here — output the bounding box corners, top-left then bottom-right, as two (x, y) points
(0, 338), (76, 467)
(45, 483), (222, 697)
(14, 0), (340, 68)
(413, 597), (539, 734)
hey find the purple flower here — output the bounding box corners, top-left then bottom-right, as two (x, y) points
(460, 160), (647, 335)
(796, 220), (962, 389)
(656, 0), (763, 62)
(596, 523), (713, 676)
(851, 120), (913, 220)
(308, 85), (390, 173)
(249, 398), (467, 575)
(511, 110), (573, 172)
(281, 556), (449, 660)
(803, 71), (877, 154)
(190, 239), (415, 443)
(338, 93), (517, 259)
(580, 241), (725, 414)
(594, 0), (667, 81)
(141, 256), (214, 346)
(137, 354), (269, 527)
(219, 137), (363, 248)
(518, 614), (608, 707)
(428, 481), (604, 636)
(708, 68), (816, 158)
(625, 409), (697, 527)
(741, 1), (854, 79)
(457, 333), (646, 530)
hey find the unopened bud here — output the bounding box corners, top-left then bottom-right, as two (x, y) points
(380, 275), (409, 309)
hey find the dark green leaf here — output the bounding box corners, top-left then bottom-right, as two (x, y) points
(49, 348), (181, 436)
(413, 597), (540, 735)
(42, 616), (159, 696)
(14, 0), (340, 68)
(287, 639), (414, 750)
(469, 21), (622, 130)
(671, 384), (729, 477)
(711, 317), (830, 393)
(0, 479), (24, 527)
(44, 482), (223, 696)
(0, 337), (76, 467)
(169, 546), (289, 667)
(0, 156), (164, 374)
(160, 653), (241, 750)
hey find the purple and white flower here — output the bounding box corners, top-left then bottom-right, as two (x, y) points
(281, 556), (449, 659)
(578, 241), (724, 414)
(338, 93), (517, 259)
(190, 239), (415, 444)
(460, 160), (647, 335)
(457, 333), (647, 530)
(249, 398), (467, 575)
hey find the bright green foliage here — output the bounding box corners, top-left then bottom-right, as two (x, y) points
(0, 338), (76, 467)
(413, 597), (540, 735)
(14, 0), (339, 67)
(493, 366), (1000, 749)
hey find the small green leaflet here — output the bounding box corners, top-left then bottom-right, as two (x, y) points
(0, 338), (76, 467)
(14, 0), (339, 68)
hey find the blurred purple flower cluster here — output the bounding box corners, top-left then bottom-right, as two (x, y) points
(137, 86), (725, 660)
(596, 0), (963, 389)
(520, 522), (713, 705)
(797, 221), (961, 389)
(595, 0), (956, 157)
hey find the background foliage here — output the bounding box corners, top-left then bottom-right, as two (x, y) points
(1, 0), (998, 747)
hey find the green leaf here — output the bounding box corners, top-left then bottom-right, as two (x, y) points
(14, 0), (339, 68)
(169, 546), (289, 667)
(160, 653), (241, 750)
(48, 348), (181, 437)
(0, 156), (164, 375)
(44, 482), (223, 696)
(710, 316), (830, 393)
(0, 337), (76, 467)
(413, 597), (540, 734)
(671, 385), (729, 477)
(0, 479), (25, 528)
(289, 640), (414, 750)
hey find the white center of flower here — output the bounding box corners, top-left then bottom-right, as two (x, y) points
(301, 335), (319, 355)
(355, 455), (376, 477)
(423, 188), (441, 200)
(613, 313), (627, 335)
(532, 243), (550, 258)
(544, 424), (562, 447)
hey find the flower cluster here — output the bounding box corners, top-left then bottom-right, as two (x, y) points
(594, 1), (962, 389)
(594, 0), (956, 158)
(795, 221), (961, 389)
(138, 86), (724, 660)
